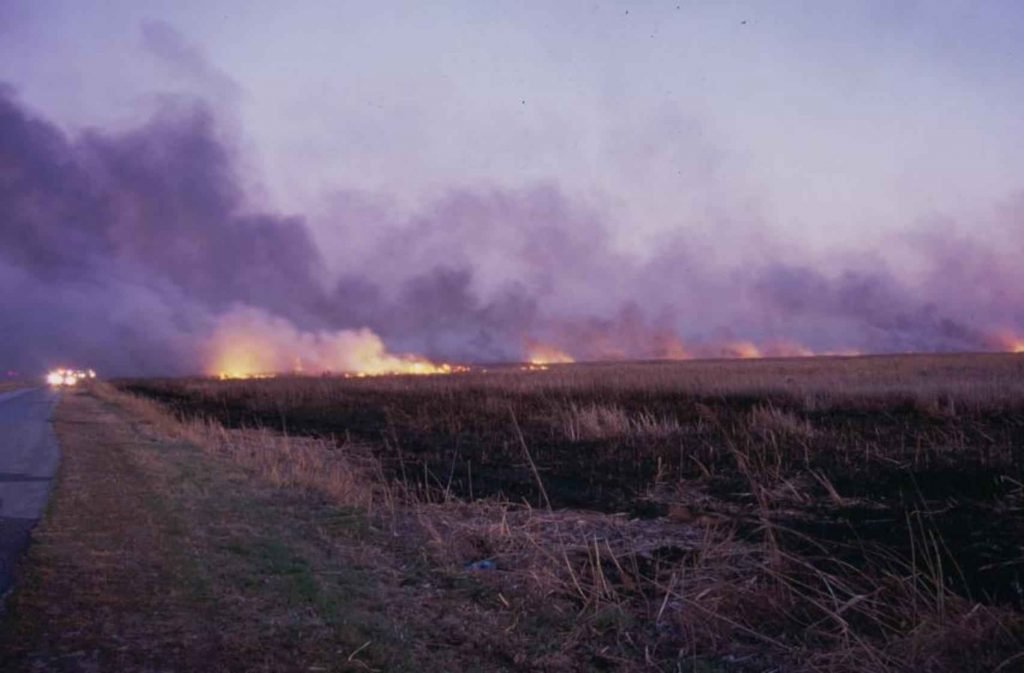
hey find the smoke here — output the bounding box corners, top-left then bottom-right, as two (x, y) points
(140, 20), (242, 106)
(1, 81), (1022, 378)
(0, 85), (328, 375)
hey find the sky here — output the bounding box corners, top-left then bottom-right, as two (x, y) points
(1, 1), (1024, 375)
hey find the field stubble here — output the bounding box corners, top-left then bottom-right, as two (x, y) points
(118, 353), (1024, 672)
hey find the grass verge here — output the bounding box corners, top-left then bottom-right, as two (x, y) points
(0, 385), (550, 672)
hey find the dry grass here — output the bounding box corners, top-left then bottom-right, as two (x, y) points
(559, 402), (681, 441)
(406, 498), (1023, 672)
(93, 382), (383, 510)
(164, 351), (1024, 410)
(748, 403), (816, 440)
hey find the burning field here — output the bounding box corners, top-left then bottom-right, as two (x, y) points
(5, 81), (1024, 382)
(114, 352), (1024, 672)
(206, 307), (461, 379)
(4, 9), (1024, 671)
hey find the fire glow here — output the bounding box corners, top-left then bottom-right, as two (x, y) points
(207, 308), (459, 379)
(525, 342), (575, 366)
(207, 309), (1024, 381)
(718, 341), (762, 359)
(983, 330), (1024, 355)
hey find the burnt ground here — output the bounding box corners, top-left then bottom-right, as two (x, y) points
(120, 356), (1024, 613)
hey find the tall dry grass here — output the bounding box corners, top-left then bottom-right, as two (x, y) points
(558, 402), (681, 441)
(92, 382), (383, 510)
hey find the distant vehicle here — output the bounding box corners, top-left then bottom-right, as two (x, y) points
(46, 368), (96, 387)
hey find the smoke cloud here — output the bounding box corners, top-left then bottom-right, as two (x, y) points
(1, 83), (1022, 377)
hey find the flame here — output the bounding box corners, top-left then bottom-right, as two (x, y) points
(525, 341), (575, 365)
(996, 332), (1024, 353)
(718, 341), (762, 359)
(762, 341), (816, 358)
(984, 330), (1024, 354)
(520, 333), (836, 364)
(212, 331), (279, 379)
(208, 307), (458, 379)
(654, 338), (690, 360)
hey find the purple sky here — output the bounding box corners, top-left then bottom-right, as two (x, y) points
(2, 1), (1024, 375)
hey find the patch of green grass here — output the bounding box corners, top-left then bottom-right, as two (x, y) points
(246, 538), (310, 576)
(591, 605), (634, 633)
(311, 506), (371, 537)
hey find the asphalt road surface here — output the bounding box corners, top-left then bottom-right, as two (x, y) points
(0, 387), (59, 599)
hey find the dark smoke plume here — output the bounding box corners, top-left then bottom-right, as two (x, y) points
(1, 85), (1022, 377)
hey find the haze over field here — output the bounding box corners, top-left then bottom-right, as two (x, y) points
(2, 1), (1024, 376)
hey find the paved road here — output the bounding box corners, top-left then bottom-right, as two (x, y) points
(0, 387), (59, 599)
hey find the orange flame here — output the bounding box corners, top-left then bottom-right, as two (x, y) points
(207, 308), (458, 379)
(525, 341), (575, 365)
(718, 341), (762, 359)
(1004, 335), (1024, 353)
(762, 341), (816, 358)
(984, 330), (1024, 354)
(653, 338), (690, 360)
